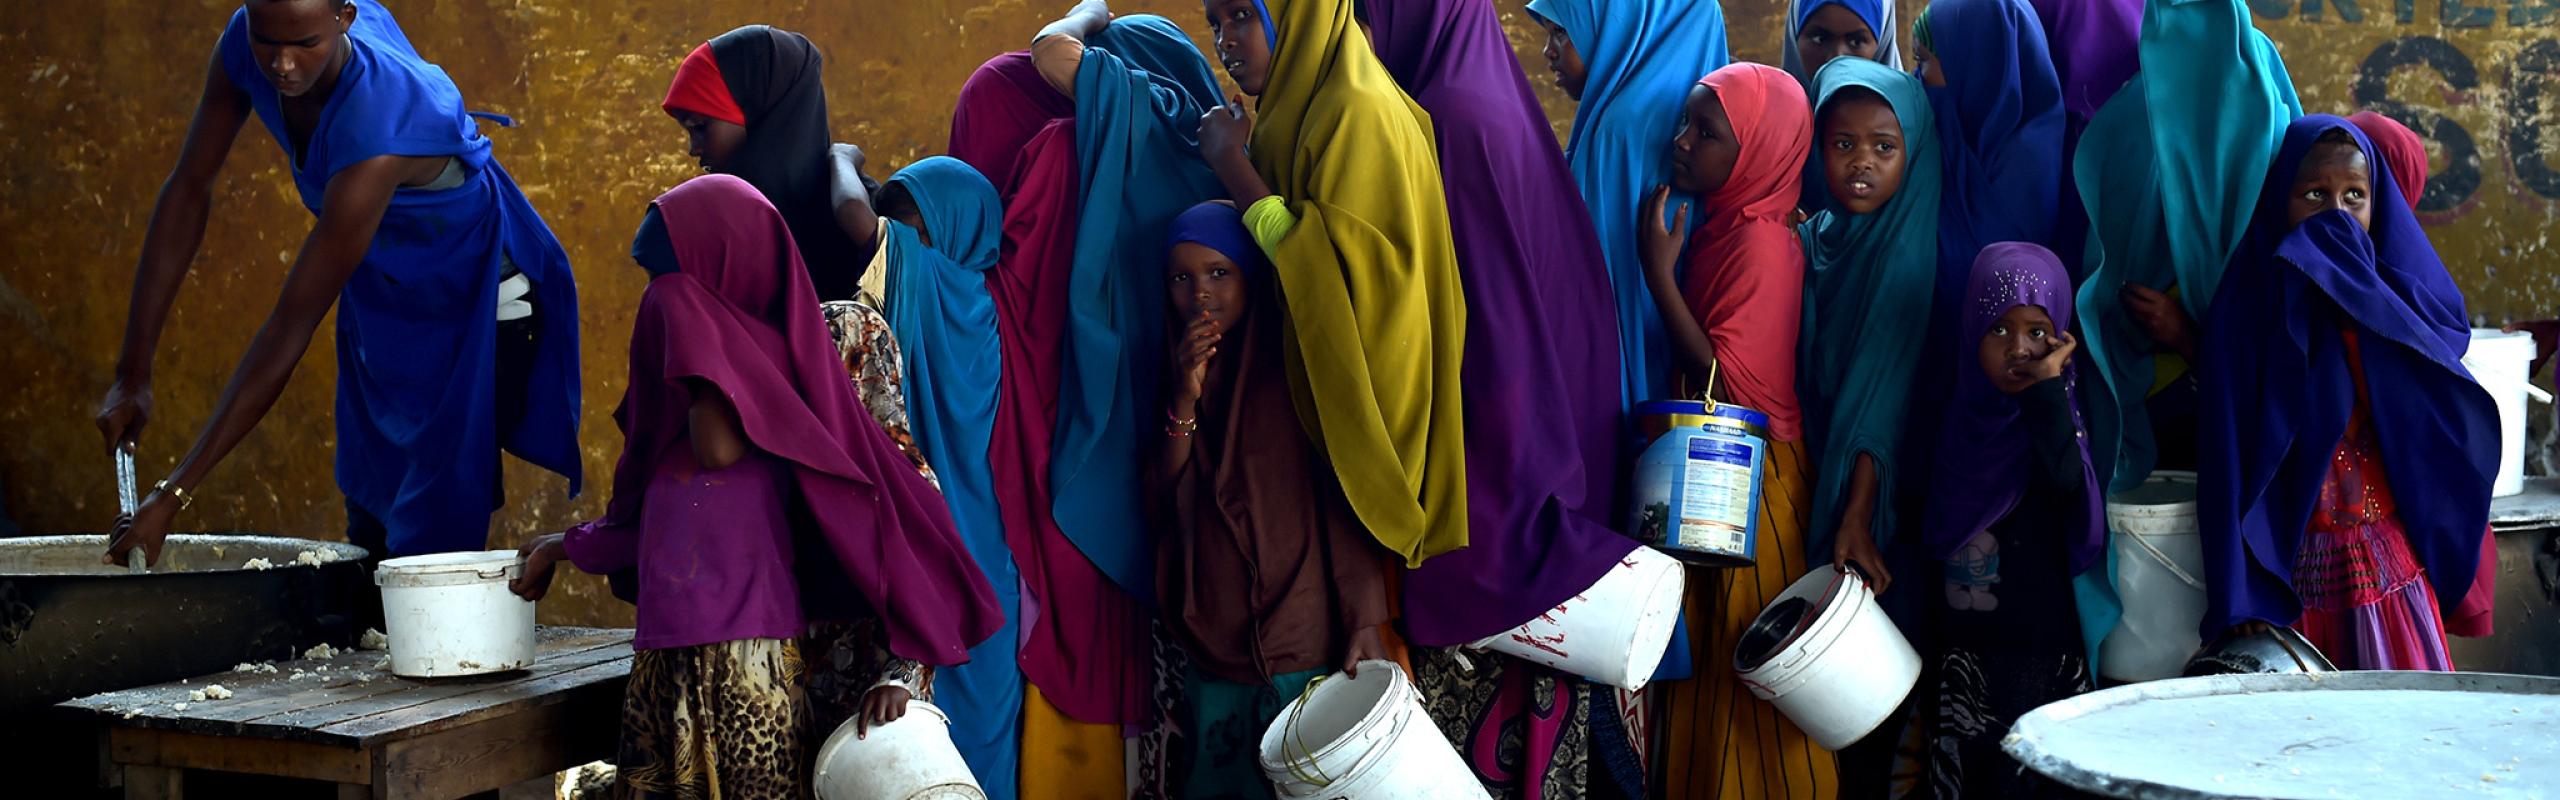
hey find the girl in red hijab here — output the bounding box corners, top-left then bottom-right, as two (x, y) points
(1637, 62), (1837, 799)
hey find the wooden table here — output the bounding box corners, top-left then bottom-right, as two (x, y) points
(59, 626), (633, 800)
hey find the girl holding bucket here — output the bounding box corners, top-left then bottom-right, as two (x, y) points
(1794, 57), (1941, 795)
(510, 175), (1004, 796)
(2196, 116), (2501, 672)
(1147, 201), (1398, 800)
(1634, 63), (1838, 799)
(1919, 242), (2104, 796)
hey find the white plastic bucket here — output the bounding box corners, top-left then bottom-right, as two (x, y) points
(1467, 546), (1685, 691)
(2098, 471), (2207, 684)
(1732, 565), (1920, 750)
(814, 701), (985, 800)
(1257, 661), (1488, 800)
(372, 551), (536, 677)
(2464, 328), (2550, 498)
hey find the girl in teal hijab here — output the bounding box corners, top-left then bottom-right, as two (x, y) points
(2073, 0), (2300, 494)
(1798, 58), (1939, 588)
(873, 156), (1022, 796)
(1523, 0), (1730, 411)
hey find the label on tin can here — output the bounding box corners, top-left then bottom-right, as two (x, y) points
(1678, 437), (1756, 556)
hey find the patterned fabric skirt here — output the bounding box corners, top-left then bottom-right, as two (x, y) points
(1133, 623), (1193, 800)
(821, 300), (941, 489)
(802, 618), (935, 740)
(616, 638), (810, 800)
(1654, 440), (1839, 799)
(2291, 420), (2453, 671)
(1412, 648), (1593, 800)
(1925, 504), (2089, 799)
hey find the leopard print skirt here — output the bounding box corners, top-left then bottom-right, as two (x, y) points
(616, 638), (811, 800)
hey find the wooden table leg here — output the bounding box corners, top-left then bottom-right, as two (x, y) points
(121, 765), (182, 800)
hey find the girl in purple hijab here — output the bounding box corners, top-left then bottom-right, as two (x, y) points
(1919, 242), (2102, 798)
(1366, 0), (1636, 795)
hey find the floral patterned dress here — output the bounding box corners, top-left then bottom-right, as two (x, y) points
(802, 299), (943, 747)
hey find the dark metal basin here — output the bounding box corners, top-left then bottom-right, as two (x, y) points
(0, 534), (369, 714)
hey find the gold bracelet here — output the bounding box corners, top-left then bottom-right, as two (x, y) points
(153, 480), (195, 511)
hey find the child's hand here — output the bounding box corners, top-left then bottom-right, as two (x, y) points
(2121, 283), (2197, 360)
(1342, 626), (1387, 678)
(1172, 311), (1221, 411)
(509, 533), (568, 602)
(2022, 330), (2077, 384)
(1199, 99), (1256, 166)
(856, 685), (913, 739)
(1832, 520), (1892, 595)
(1638, 184), (1690, 280)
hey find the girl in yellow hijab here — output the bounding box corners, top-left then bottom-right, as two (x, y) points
(1195, 0), (1468, 565)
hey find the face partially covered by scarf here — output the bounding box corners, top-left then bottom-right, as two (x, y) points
(2071, 0), (2301, 495)
(612, 174), (1001, 665)
(1784, 0), (1903, 81)
(2193, 114), (2495, 637)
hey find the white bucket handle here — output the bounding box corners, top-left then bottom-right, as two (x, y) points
(2122, 528), (2206, 591)
(2462, 354), (2555, 403)
(1277, 669), (1412, 792)
(1769, 564), (1866, 675)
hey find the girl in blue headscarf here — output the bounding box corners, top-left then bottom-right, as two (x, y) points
(1911, 0), (2064, 334)
(2073, 0), (2299, 494)
(1524, 0), (1729, 412)
(1784, 0), (1903, 82)
(2197, 116), (2498, 672)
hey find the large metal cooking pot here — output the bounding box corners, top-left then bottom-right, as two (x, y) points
(0, 534), (368, 714)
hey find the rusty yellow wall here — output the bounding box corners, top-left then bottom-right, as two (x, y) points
(0, 0), (1229, 626)
(2, 0), (2550, 627)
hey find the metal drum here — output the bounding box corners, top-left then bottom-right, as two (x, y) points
(2181, 625), (2337, 677)
(1627, 401), (1770, 567)
(2004, 671), (2560, 798)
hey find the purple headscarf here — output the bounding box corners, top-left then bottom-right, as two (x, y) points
(2028, 0), (2143, 123)
(1367, 0), (1637, 646)
(1922, 243), (2105, 573)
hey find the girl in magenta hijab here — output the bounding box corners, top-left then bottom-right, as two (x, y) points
(1919, 242), (2102, 797)
(512, 175), (1001, 797)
